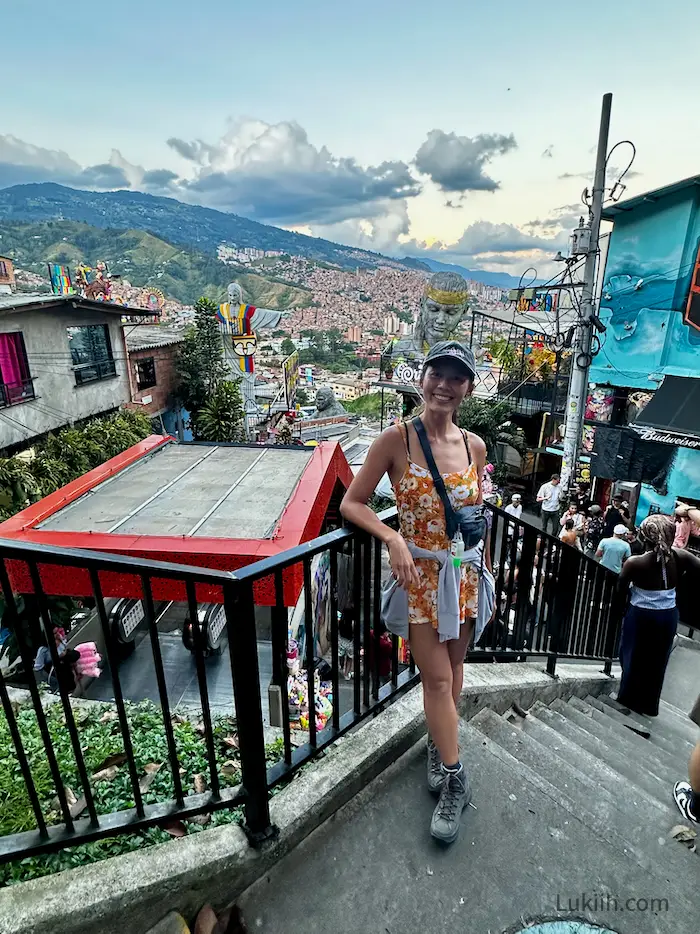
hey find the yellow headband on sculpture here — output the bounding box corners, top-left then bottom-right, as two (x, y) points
(425, 286), (469, 306)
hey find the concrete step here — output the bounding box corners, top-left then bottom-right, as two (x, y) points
(565, 696), (688, 786)
(237, 720), (698, 934)
(600, 693), (700, 748)
(523, 702), (675, 819)
(469, 708), (696, 882)
(658, 698), (700, 744)
(589, 694), (696, 763)
(544, 699), (676, 807)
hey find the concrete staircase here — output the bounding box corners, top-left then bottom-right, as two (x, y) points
(237, 691), (698, 934)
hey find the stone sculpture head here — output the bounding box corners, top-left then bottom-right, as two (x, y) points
(414, 271), (469, 349)
(315, 386), (335, 412)
(227, 282), (243, 305)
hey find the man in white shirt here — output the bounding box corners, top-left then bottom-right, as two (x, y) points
(537, 473), (562, 537)
(505, 494), (523, 520)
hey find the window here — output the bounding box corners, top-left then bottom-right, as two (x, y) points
(0, 331), (34, 407)
(135, 356), (157, 391)
(67, 324), (116, 385)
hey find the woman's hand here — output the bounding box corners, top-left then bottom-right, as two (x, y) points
(387, 533), (420, 590)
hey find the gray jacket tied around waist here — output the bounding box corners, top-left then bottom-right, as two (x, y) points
(380, 540), (495, 643)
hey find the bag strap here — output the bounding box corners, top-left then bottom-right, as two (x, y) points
(412, 417), (459, 539)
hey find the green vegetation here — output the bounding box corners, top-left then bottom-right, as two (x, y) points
(0, 410), (152, 521)
(175, 297), (245, 442)
(281, 337), (296, 357)
(297, 328), (369, 374)
(343, 393), (384, 419)
(0, 699), (284, 886)
(174, 298), (227, 416)
(0, 220), (311, 309)
(457, 398), (525, 465)
(197, 381), (245, 443)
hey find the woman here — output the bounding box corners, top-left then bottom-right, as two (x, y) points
(340, 340), (490, 845)
(617, 514), (700, 716)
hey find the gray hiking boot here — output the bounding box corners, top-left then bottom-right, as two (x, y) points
(427, 739), (445, 795)
(430, 766), (471, 844)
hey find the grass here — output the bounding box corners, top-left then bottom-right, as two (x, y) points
(0, 698), (284, 887)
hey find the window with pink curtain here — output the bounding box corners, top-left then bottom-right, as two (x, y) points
(0, 331), (32, 403)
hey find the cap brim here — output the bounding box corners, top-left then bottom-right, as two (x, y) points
(424, 353), (475, 379)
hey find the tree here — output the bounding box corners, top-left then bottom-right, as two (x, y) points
(296, 387), (309, 406)
(281, 337), (297, 357)
(196, 380), (245, 443)
(483, 336), (521, 375)
(175, 297), (227, 416)
(457, 398), (526, 465)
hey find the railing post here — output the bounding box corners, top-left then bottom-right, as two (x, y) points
(545, 544), (577, 678)
(513, 522), (538, 651)
(602, 572), (624, 676)
(224, 579), (276, 845)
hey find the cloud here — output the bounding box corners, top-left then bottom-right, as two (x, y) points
(414, 129), (517, 193)
(141, 168), (179, 188)
(0, 135), (144, 191)
(79, 163), (131, 188)
(402, 220), (568, 276)
(525, 203), (583, 233)
(558, 165), (642, 182)
(169, 118), (421, 226)
(420, 220), (565, 256)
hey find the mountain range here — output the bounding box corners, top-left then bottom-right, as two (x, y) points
(0, 220), (310, 309)
(0, 182), (531, 289)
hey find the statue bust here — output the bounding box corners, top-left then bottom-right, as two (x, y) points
(391, 271), (470, 360)
(312, 386), (347, 418)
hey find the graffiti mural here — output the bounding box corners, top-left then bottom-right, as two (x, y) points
(590, 189), (700, 388)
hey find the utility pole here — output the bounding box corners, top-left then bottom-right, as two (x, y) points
(560, 93), (612, 495)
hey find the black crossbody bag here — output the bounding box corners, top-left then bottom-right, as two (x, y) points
(413, 417), (488, 550)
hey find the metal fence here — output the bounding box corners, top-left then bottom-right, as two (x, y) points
(0, 506), (623, 864)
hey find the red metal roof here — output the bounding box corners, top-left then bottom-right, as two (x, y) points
(0, 435), (353, 606)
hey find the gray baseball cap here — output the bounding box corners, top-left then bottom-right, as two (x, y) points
(423, 340), (476, 380)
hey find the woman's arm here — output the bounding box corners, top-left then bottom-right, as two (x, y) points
(340, 428), (420, 589)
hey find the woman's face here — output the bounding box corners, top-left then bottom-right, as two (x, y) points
(421, 361), (472, 414)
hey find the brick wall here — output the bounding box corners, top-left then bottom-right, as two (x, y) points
(126, 343), (181, 416)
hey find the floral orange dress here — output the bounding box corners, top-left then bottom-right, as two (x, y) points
(394, 422), (480, 629)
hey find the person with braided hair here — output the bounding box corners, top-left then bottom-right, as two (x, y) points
(617, 514), (700, 716)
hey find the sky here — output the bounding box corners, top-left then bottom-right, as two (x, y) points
(1, 0), (698, 277)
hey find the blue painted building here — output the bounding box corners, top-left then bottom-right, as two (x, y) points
(590, 175), (700, 521)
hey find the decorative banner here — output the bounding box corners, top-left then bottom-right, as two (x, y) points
(585, 386), (615, 422)
(516, 291), (557, 314)
(232, 333), (257, 372)
(283, 351), (300, 409)
(141, 288), (165, 313)
(47, 264), (74, 295)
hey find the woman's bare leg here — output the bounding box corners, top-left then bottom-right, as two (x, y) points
(409, 623), (459, 765)
(447, 619), (474, 706)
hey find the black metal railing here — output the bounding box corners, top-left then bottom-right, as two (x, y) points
(0, 507), (623, 865)
(0, 378), (35, 408)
